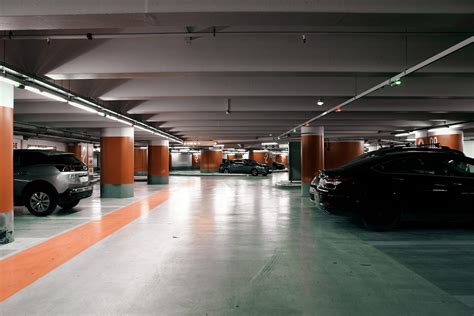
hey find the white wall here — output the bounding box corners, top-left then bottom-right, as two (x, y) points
(464, 141), (474, 158)
(13, 136), (67, 151)
(171, 152), (192, 167)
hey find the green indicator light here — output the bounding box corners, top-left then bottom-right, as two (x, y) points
(390, 79), (402, 87)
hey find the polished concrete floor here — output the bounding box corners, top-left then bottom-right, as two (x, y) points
(1, 173), (474, 315)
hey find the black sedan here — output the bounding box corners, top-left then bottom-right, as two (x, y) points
(219, 159), (271, 176)
(310, 146), (474, 231)
(272, 161), (286, 170)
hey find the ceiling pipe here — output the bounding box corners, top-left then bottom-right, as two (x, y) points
(1, 63), (183, 144)
(279, 35), (474, 139)
(2, 31), (473, 41)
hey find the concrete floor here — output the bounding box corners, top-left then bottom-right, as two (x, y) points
(1, 173), (474, 315)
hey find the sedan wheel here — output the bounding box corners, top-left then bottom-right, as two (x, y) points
(251, 169), (258, 176)
(361, 204), (401, 231)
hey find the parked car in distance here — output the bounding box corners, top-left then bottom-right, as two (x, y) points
(310, 145), (474, 231)
(272, 161), (286, 170)
(14, 150), (93, 216)
(219, 159), (271, 176)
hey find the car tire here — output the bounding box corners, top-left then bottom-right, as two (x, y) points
(223, 168), (230, 173)
(58, 199), (80, 210)
(361, 204), (401, 231)
(262, 172), (268, 176)
(251, 169), (258, 176)
(24, 188), (58, 216)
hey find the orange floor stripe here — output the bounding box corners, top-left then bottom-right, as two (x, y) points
(0, 188), (170, 302)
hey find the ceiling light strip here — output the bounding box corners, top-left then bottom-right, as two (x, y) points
(279, 35), (474, 138)
(0, 63), (183, 143)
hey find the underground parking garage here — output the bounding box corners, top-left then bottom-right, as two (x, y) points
(1, 1), (474, 314)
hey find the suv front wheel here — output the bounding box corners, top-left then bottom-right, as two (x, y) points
(25, 188), (58, 216)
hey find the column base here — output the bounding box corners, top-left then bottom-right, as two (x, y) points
(147, 175), (169, 185)
(301, 183), (311, 197)
(101, 183), (134, 198)
(0, 211), (14, 244)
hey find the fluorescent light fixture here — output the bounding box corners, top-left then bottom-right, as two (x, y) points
(106, 115), (133, 126)
(262, 142), (278, 146)
(406, 138), (416, 142)
(0, 75), (20, 87)
(134, 125), (149, 131)
(428, 127), (450, 133)
(41, 91), (67, 102)
(317, 98), (324, 106)
(24, 85), (41, 94)
(449, 124), (463, 130)
(68, 101), (98, 114)
(394, 132), (410, 137)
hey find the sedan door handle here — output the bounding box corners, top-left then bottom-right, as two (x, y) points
(433, 183), (448, 192)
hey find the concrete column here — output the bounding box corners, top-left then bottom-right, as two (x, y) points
(100, 127), (134, 198)
(192, 152), (201, 169)
(428, 129), (464, 151)
(301, 126), (324, 197)
(67, 143), (94, 175)
(0, 82), (14, 244)
(134, 147), (148, 176)
(200, 150), (223, 173)
(148, 140), (170, 184)
(415, 131), (429, 146)
(249, 150), (273, 167)
(324, 140), (364, 169)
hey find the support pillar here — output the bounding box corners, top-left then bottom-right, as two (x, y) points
(134, 147), (148, 176)
(301, 126), (324, 197)
(148, 140), (170, 184)
(249, 150), (273, 167)
(100, 127), (134, 198)
(200, 149), (223, 173)
(415, 131), (429, 146)
(428, 129), (464, 151)
(0, 82), (14, 244)
(324, 140), (364, 169)
(192, 152), (201, 169)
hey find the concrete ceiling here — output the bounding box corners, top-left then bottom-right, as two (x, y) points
(2, 0), (474, 144)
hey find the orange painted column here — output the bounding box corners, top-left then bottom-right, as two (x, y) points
(249, 150), (273, 167)
(324, 140), (364, 169)
(429, 129), (464, 151)
(148, 140), (169, 184)
(200, 150), (223, 173)
(416, 129), (464, 151)
(415, 131), (429, 146)
(67, 143), (94, 175)
(301, 126), (324, 196)
(100, 127), (134, 198)
(0, 82), (14, 244)
(192, 153), (201, 169)
(134, 147), (148, 176)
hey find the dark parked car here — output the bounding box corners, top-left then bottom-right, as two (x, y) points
(14, 150), (93, 216)
(310, 146), (474, 230)
(219, 159), (271, 176)
(272, 161), (286, 170)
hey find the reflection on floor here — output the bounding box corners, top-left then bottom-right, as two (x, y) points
(1, 173), (473, 315)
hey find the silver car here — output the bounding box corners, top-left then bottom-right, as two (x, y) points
(14, 150), (93, 216)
